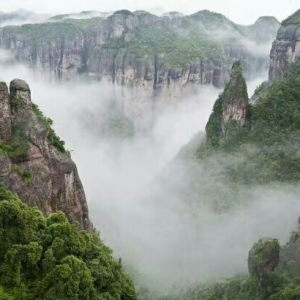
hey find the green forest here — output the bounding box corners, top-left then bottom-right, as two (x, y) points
(0, 185), (136, 299)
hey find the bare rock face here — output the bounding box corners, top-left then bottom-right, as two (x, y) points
(0, 79), (93, 232)
(248, 238), (280, 277)
(269, 10), (300, 81)
(222, 61), (249, 130)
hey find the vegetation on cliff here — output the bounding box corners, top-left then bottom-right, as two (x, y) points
(173, 59), (300, 214)
(128, 21), (224, 70)
(2, 22), (85, 45)
(0, 185), (136, 299)
(282, 9), (300, 26)
(32, 103), (67, 153)
(205, 61), (249, 147)
(164, 28), (300, 299)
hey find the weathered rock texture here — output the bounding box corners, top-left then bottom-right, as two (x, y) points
(269, 10), (300, 81)
(248, 238), (280, 277)
(205, 60), (249, 145)
(222, 61), (249, 130)
(0, 82), (12, 142)
(0, 79), (92, 232)
(0, 10), (280, 96)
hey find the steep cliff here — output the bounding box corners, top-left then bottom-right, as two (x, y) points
(0, 79), (92, 232)
(0, 10), (280, 95)
(269, 10), (300, 81)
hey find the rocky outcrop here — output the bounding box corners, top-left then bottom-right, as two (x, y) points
(0, 10), (280, 95)
(269, 10), (300, 81)
(0, 79), (92, 232)
(205, 61), (249, 145)
(248, 238), (280, 277)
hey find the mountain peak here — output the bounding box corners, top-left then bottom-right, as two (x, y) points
(254, 16), (280, 25)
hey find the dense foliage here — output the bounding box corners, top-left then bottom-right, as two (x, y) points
(3, 22), (84, 45)
(282, 9), (300, 26)
(0, 185), (136, 299)
(128, 21), (224, 70)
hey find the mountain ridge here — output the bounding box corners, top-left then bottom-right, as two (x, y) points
(0, 9), (280, 98)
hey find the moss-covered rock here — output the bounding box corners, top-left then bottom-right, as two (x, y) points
(248, 238), (280, 277)
(0, 82), (8, 91)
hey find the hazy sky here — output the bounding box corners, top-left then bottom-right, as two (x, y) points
(1, 0), (300, 24)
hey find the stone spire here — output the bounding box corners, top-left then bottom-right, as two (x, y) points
(205, 61), (249, 146)
(0, 82), (12, 142)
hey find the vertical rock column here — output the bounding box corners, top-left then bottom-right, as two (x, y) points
(205, 61), (249, 145)
(0, 82), (12, 143)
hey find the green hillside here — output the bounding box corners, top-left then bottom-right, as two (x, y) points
(0, 185), (136, 299)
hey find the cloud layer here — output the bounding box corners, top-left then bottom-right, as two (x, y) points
(0, 0), (298, 25)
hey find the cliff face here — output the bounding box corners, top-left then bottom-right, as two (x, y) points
(269, 10), (300, 81)
(0, 10), (280, 96)
(0, 79), (92, 232)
